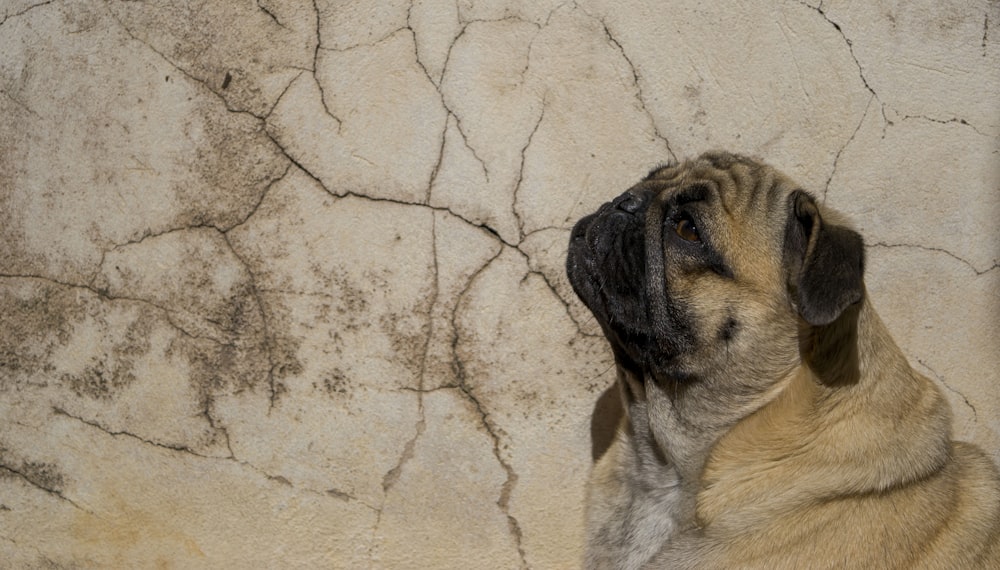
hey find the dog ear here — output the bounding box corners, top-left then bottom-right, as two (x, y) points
(784, 191), (865, 326)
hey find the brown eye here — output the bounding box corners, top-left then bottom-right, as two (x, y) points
(675, 217), (700, 242)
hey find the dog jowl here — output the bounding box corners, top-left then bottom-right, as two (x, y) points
(566, 152), (1000, 569)
(567, 187), (686, 375)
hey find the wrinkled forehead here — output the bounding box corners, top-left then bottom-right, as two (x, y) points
(643, 152), (796, 230)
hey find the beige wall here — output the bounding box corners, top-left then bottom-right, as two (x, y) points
(1, 0), (997, 567)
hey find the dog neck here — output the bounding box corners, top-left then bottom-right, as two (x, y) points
(616, 295), (954, 531)
(618, 364), (750, 527)
(695, 295), (953, 526)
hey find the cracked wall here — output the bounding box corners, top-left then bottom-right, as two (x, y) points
(1, 0), (997, 567)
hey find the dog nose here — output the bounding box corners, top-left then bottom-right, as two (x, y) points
(613, 191), (646, 214)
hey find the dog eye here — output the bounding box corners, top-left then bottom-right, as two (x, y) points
(675, 217), (700, 242)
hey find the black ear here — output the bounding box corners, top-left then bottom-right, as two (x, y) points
(784, 191), (865, 326)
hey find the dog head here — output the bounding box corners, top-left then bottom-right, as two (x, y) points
(567, 152), (865, 402)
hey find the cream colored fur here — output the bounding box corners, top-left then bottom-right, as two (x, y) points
(581, 154), (1000, 569)
(588, 298), (1000, 568)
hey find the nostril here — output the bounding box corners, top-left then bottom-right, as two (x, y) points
(615, 193), (642, 214)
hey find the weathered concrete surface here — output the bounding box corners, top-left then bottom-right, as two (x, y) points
(1, 0), (997, 567)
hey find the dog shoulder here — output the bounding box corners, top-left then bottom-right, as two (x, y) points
(670, 440), (1000, 569)
(910, 441), (1000, 568)
(689, 367), (1000, 569)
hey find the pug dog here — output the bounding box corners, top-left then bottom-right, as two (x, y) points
(566, 152), (1000, 569)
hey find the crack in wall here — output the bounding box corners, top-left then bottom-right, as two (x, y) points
(260, 125), (519, 248)
(417, 214), (441, 393)
(869, 242), (998, 276)
(802, 3), (879, 103)
(410, 10), (549, 204)
(311, 73), (344, 133)
(1, 89), (41, 119)
(367, 213), (440, 564)
(255, 0), (284, 29)
(5, 183), (293, 431)
(0, 273), (227, 346)
(0, 461), (89, 514)
(984, 13), (990, 57)
(899, 113), (991, 137)
(24, 148), (298, 406)
(0, 534), (59, 569)
(523, 264), (597, 338)
(424, 112), (451, 203)
(795, 1), (999, 200)
(220, 164), (293, 233)
(199, 393), (234, 458)
(823, 93), (874, 200)
(798, 0), (897, 143)
(305, 0), (350, 132)
(94, 174), (295, 411)
(800, 1), (991, 141)
(260, 125), (596, 349)
(366, 407), (424, 566)
(915, 359), (978, 422)
(251, 4), (627, 345)
(105, 4), (301, 123)
(511, 97), (547, 240)
(51, 407), (223, 460)
(89, 153), (288, 295)
(218, 232), (284, 411)
(50, 405), (379, 512)
(104, 223), (222, 256)
(448, 248), (528, 569)
(406, 0), (438, 86)
(61, 86), (595, 360)
(379, 415), (426, 496)
(409, 18), (493, 185)
(585, 8), (676, 162)
(308, 2), (351, 132)
(0, 0), (52, 28)
(456, 383), (528, 569)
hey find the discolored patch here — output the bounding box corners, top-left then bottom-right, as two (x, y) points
(0, 280), (88, 388)
(0, 2), (291, 284)
(0, 446), (67, 497)
(718, 317), (739, 343)
(58, 316), (151, 400)
(62, 363), (136, 401)
(107, 0), (315, 116)
(179, 325), (287, 401)
(379, 306), (433, 378)
(14, 461), (66, 494)
(315, 368), (351, 398)
(179, 101), (288, 231)
(328, 273), (371, 322)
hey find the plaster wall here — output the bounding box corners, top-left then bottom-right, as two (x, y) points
(1, 0), (997, 567)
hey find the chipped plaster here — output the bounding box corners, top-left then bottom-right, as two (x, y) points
(1, 0), (997, 567)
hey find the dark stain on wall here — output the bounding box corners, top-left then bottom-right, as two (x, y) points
(0, 282), (87, 388)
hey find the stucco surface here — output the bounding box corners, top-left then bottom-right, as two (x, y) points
(1, 0), (997, 567)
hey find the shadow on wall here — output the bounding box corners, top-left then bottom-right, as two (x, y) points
(591, 383), (623, 461)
